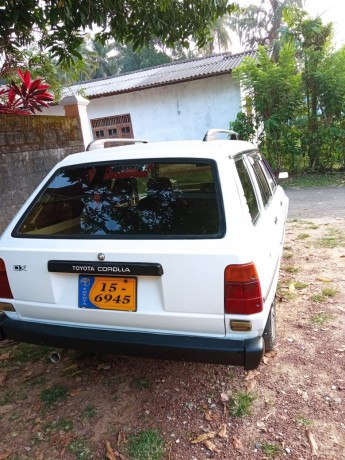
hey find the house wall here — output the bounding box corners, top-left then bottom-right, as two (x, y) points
(0, 115), (84, 233)
(87, 74), (241, 141)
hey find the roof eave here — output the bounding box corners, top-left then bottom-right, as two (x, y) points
(87, 70), (234, 100)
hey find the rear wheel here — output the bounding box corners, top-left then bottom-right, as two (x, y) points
(263, 299), (276, 352)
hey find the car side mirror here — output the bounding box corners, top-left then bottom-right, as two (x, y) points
(278, 172), (288, 180)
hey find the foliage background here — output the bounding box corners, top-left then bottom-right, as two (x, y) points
(230, 4), (345, 173)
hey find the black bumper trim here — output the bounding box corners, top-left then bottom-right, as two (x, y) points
(0, 313), (264, 370)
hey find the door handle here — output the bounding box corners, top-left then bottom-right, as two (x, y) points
(274, 216), (278, 224)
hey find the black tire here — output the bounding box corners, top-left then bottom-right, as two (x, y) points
(263, 299), (276, 352)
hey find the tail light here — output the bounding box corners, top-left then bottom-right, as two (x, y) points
(0, 259), (13, 299)
(225, 262), (262, 315)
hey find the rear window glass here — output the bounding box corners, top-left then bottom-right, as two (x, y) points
(14, 159), (224, 238)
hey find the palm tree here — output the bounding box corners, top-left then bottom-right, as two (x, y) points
(228, 0), (305, 49)
(200, 16), (233, 55)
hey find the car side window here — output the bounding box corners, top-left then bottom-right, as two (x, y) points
(260, 158), (277, 193)
(235, 158), (260, 223)
(249, 156), (272, 206)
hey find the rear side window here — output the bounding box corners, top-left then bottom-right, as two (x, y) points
(261, 159), (277, 193)
(235, 158), (260, 223)
(249, 157), (272, 206)
(14, 160), (224, 239)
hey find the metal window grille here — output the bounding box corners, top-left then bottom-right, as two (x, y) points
(91, 114), (134, 143)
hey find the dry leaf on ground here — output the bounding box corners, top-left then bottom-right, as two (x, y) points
(117, 431), (127, 448)
(0, 451), (13, 460)
(68, 388), (83, 397)
(0, 352), (10, 361)
(203, 440), (221, 453)
(204, 410), (213, 421)
(217, 423), (228, 439)
(31, 398), (42, 413)
(191, 432), (216, 444)
(265, 351), (277, 358)
(106, 440), (116, 460)
(105, 441), (126, 460)
(0, 369), (8, 385)
(262, 356), (270, 365)
(220, 392), (229, 402)
(306, 429), (318, 455)
(0, 404), (15, 416)
(0, 340), (16, 348)
(256, 421), (267, 432)
(244, 370), (260, 381)
(245, 379), (257, 392)
(231, 436), (244, 451)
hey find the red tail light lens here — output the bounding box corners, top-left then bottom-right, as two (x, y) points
(0, 259), (13, 299)
(224, 263), (262, 315)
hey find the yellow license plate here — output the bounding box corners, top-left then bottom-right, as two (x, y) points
(78, 276), (136, 311)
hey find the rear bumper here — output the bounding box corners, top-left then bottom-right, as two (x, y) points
(0, 313), (264, 370)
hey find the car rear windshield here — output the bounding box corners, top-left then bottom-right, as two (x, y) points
(14, 159), (224, 238)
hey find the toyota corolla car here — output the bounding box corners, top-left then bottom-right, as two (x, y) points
(0, 130), (288, 370)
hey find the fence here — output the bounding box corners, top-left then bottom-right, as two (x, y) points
(0, 114), (84, 233)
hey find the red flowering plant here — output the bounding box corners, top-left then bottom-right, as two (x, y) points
(0, 69), (54, 115)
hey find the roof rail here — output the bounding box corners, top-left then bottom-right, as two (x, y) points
(86, 138), (149, 151)
(203, 129), (238, 141)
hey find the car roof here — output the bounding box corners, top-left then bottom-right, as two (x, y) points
(57, 140), (257, 168)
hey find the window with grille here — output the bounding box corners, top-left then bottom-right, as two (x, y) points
(91, 114), (134, 142)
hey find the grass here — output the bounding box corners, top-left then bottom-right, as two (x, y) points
(306, 223), (319, 230)
(297, 232), (310, 239)
(229, 391), (256, 418)
(128, 429), (165, 460)
(296, 415), (313, 427)
(295, 281), (308, 289)
(43, 418), (74, 432)
(27, 375), (46, 387)
(283, 172), (345, 188)
(40, 384), (68, 407)
(311, 287), (338, 303)
(289, 219), (318, 229)
(0, 390), (14, 405)
(67, 438), (92, 459)
(0, 390), (27, 405)
(261, 442), (282, 457)
(317, 228), (345, 248)
(322, 287), (338, 297)
(311, 294), (326, 302)
(134, 377), (151, 390)
(11, 343), (52, 363)
(81, 404), (97, 419)
(283, 265), (300, 274)
(283, 252), (293, 260)
(283, 292), (297, 301)
(311, 312), (334, 326)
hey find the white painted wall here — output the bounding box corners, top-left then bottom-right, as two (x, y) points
(40, 74), (242, 142)
(87, 75), (241, 141)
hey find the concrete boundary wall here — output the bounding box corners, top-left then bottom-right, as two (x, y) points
(0, 115), (84, 233)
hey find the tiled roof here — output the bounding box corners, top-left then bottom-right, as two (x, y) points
(65, 50), (255, 99)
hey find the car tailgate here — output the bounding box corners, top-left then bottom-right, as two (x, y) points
(2, 239), (230, 337)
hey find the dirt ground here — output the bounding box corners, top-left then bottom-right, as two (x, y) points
(0, 217), (344, 460)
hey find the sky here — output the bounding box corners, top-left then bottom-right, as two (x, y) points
(304, 0), (345, 48)
(234, 0), (345, 50)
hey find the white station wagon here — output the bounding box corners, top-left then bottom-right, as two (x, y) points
(0, 130), (288, 370)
